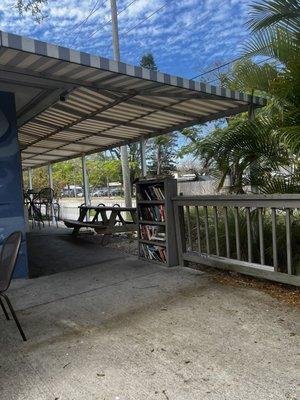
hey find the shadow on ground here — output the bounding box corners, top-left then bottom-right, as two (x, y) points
(27, 229), (124, 278)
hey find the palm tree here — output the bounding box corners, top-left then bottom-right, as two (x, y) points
(195, 0), (300, 194)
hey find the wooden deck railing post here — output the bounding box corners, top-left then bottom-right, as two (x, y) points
(174, 202), (187, 267)
(170, 194), (300, 287)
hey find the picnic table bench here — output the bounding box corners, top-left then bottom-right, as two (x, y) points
(63, 204), (137, 238)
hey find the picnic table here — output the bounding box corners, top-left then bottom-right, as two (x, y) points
(63, 204), (137, 238)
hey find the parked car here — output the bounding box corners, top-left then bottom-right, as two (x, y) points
(91, 189), (101, 197)
(91, 188), (109, 197)
(109, 188), (123, 196)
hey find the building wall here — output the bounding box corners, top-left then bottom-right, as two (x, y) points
(0, 91), (28, 278)
(178, 180), (218, 195)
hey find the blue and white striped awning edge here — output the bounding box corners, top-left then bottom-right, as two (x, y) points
(0, 31), (265, 106)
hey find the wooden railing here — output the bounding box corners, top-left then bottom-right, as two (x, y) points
(173, 195), (300, 286)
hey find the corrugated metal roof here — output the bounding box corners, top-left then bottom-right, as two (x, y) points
(0, 31), (266, 169)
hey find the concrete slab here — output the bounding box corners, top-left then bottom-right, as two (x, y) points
(0, 253), (299, 400)
(27, 228), (125, 278)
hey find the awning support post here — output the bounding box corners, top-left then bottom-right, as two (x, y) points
(47, 163), (56, 224)
(121, 145), (132, 207)
(140, 139), (147, 177)
(82, 155), (90, 220)
(28, 168), (33, 190)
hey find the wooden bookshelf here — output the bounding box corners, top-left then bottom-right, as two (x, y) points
(136, 177), (178, 267)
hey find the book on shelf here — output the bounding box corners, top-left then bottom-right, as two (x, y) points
(140, 243), (167, 263)
(139, 184), (165, 201)
(140, 225), (166, 242)
(139, 205), (165, 222)
(136, 177), (178, 267)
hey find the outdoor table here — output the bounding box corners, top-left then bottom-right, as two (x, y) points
(63, 205), (137, 238)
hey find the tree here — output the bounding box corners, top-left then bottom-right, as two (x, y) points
(140, 53), (157, 70)
(108, 146), (140, 191)
(52, 158), (82, 196)
(139, 53), (178, 176)
(188, 0), (300, 194)
(179, 125), (221, 177)
(16, 0), (48, 21)
(147, 133), (177, 176)
(30, 166), (48, 189)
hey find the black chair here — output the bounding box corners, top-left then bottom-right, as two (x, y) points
(36, 188), (59, 227)
(0, 232), (27, 341)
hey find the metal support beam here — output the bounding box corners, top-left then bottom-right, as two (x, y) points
(121, 145), (132, 207)
(140, 139), (147, 177)
(28, 167), (33, 190)
(47, 163), (56, 224)
(82, 154), (90, 208)
(48, 163), (53, 189)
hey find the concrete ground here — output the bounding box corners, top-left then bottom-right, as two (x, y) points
(1, 249), (299, 400)
(26, 227), (126, 278)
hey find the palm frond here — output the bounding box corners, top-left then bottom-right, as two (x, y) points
(225, 59), (280, 92)
(277, 125), (300, 154)
(244, 27), (299, 64)
(247, 0), (300, 35)
(258, 173), (300, 193)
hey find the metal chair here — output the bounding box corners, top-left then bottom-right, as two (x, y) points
(36, 188), (59, 227)
(0, 232), (27, 341)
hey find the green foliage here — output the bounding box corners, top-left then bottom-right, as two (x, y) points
(140, 53), (157, 70)
(183, 0), (300, 194)
(23, 155), (126, 197)
(247, 0), (300, 34)
(31, 166), (48, 189)
(139, 52), (178, 176)
(147, 133), (178, 176)
(16, 0), (48, 21)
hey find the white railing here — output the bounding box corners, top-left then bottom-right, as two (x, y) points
(173, 195), (300, 286)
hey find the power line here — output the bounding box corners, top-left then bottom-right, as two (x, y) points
(205, 57), (278, 85)
(102, 2), (168, 56)
(190, 55), (246, 80)
(87, 0), (139, 40)
(70, 0), (109, 45)
(122, 2), (167, 35)
(71, 0), (103, 31)
(191, 50), (274, 80)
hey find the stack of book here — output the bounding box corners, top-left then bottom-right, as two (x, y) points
(140, 225), (166, 242)
(140, 243), (167, 263)
(139, 185), (165, 201)
(139, 205), (165, 222)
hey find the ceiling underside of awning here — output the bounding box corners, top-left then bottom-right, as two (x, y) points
(0, 31), (265, 169)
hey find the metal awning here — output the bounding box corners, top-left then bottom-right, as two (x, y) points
(0, 31), (265, 169)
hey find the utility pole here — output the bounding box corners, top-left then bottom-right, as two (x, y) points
(110, 0), (132, 207)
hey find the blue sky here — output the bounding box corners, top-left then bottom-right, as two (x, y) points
(0, 0), (253, 80)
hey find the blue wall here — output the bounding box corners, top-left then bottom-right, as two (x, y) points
(0, 91), (28, 278)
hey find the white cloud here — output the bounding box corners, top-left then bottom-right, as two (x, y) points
(0, 0), (253, 79)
